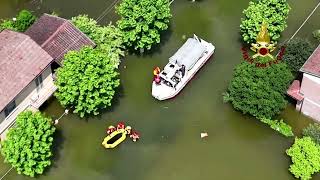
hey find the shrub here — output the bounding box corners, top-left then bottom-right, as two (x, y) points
(313, 29), (320, 41)
(0, 10), (36, 32)
(1, 111), (56, 177)
(260, 117), (294, 137)
(55, 47), (120, 117)
(15, 10), (37, 32)
(240, 0), (290, 44)
(282, 38), (314, 74)
(116, 0), (172, 51)
(303, 123), (320, 145)
(225, 61), (293, 118)
(71, 15), (124, 68)
(286, 137), (320, 180)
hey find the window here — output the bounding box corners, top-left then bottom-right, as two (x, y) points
(35, 74), (43, 91)
(4, 100), (16, 117)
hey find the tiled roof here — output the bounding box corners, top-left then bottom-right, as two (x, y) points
(0, 30), (53, 112)
(300, 44), (320, 77)
(25, 14), (95, 64)
(287, 80), (304, 101)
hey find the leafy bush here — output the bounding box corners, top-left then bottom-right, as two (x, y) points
(303, 123), (320, 145)
(224, 61), (293, 118)
(116, 0), (172, 51)
(1, 111), (55, 177)
(286, 137), (320, 180)
(55, 47), (120, 117)
(240, 0), (290, 44)
(0, 10), (36, 32)
(313, 29), (320, 41)
(260, 117), (294, 137)
(282, 38), (314, 74)
(15, 10), (37, 32)
(71, 15), (124, 68)
(71, 15), (97, 38)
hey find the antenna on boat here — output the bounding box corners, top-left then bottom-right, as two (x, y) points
(193, 34), (201, 42)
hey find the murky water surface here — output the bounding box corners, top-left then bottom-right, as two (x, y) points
(0, 0), (319, 179)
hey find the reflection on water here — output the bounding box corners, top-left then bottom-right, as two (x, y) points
(0, 0), (320, 179)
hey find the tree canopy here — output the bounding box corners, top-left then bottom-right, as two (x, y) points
(54, 47), (120, 117)
(303, 123), (320, 145)
(240, 0), (290, 44)
(286, 137), (320, 180)
(116, 0), (172, 51)
(71, 15), (124, 68)
(282, 38), (314, 74)
(1, 111), (56, 177)
(0, 10), (36, 32)
(223, 61), (293, 118)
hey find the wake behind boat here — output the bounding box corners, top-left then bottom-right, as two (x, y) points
(152, 34), (215, 100)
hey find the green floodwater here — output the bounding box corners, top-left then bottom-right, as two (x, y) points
(0, 0), (320, 179)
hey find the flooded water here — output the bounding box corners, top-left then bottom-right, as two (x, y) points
(0, 0), (319, 179)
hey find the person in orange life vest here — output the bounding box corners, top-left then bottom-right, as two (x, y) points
(153, 67), (160, 76)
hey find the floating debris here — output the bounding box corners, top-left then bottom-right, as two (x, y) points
(200, 132), (208, 138)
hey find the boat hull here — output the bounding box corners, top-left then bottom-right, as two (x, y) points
(152, 38), (215, 100)
(102, 129), (127, 149)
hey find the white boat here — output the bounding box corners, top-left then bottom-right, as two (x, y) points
(152, 34), (215, 100)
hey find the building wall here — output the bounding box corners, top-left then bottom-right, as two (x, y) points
(300, 73), (320, 104)
(301, 99), (320, 122)
(0, 67), (54, 139)
(300, 73), (320, 121)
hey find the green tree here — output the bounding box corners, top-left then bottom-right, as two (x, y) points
(0, 10), (36, 32)
(313, 29), (320, 41)
(55, 47), (120, 117)
(286, 137), (320, 180)
(1, 111), (55, 177)
(240, 0), (290, 44)
(71, 15), (124, 68)
(223, 61), (293, 118)
(260, 117), (294, 137)
(303, 123), (320, 145)
(283, 38), (314, 74)
(116, 0), (172, 51)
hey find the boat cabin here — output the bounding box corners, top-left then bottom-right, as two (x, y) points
(159, 36), (207, 88)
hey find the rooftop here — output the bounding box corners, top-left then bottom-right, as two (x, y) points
(0, 30), (53, 112)
(287, 80), (304, 101)
(25, 14), (95, 64)
(300, 44), (320, 77)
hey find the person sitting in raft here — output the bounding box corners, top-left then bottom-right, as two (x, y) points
(106, 125), (116, 134)
(130, 131), (140, 142)
(117, 122), (125, 130)
(125, 126), (132, 135)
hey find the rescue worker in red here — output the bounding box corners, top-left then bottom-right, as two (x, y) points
(117, 122), (125, 130)
(106, 125), (116, 134)
(130, 131), (140, 142)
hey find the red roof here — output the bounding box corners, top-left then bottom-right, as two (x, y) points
(0, 30), (53, 112)
(287, 80), (304, 101)
(300, 44), (320, 77)
(25, 14), (95, 64)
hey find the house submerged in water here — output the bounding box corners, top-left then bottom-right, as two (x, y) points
(0, 14), (94, 139)
(287, 44), (320, 122)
